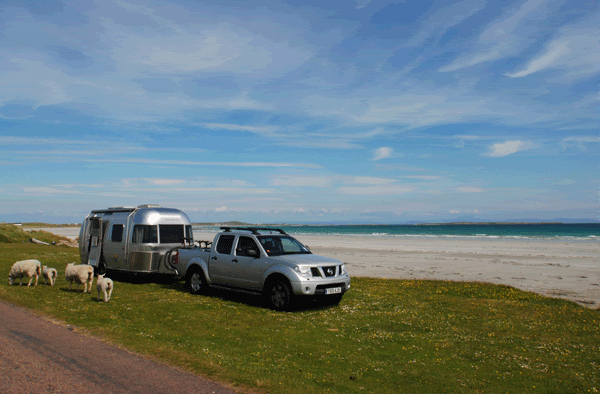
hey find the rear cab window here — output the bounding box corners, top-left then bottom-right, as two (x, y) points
(216, 234), (235, 255)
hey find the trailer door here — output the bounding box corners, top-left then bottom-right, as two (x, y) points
(87, 217), (103, 267)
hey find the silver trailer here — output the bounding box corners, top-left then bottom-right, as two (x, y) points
(79, 204), (193, 275)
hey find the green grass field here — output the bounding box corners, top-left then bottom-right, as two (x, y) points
(0, 225), (598, 393)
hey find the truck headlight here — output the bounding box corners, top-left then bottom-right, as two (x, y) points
(340, 264), (347, 275)
(294, 265), (312, 277)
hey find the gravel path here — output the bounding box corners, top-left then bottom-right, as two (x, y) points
(0, 301), (239, 394)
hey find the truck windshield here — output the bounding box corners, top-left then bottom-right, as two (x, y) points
(257, 236), (311, 256)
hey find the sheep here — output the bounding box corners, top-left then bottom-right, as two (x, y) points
(65, 263), (94, 293)
(42, 265), (58, 286)
(8, 259), (42, 287)
(96, 274), (114, 302)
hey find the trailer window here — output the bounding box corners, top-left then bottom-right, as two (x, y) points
(111, 224), (124, 242)
(159, 224), (186, 244)
(132, 225), (158, 243)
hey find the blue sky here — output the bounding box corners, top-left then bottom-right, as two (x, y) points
(0, 0), (598, 224)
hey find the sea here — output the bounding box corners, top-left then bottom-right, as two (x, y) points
(194, 223), (600, 241)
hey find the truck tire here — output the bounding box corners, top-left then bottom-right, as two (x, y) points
(186, 267), (206, 295)
(265, 278), (294, 311)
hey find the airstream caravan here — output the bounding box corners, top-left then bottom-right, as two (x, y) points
(79, 204), (193, 275)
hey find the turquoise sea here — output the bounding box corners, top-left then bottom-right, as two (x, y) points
(195, 223), (600, 240)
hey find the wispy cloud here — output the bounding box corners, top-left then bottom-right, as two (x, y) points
(455, 187), (484, 193)
(439, 0), (550, 72)
(271, 176), (331, 187)
(373, 147), (393, 161)
(505, 40), (569, 78)
(353, 176), (396, 185)
(338, 185), (415, 195)
(483, 140), (536, 157)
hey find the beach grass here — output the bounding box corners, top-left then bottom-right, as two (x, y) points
(0, 238), (598, 394)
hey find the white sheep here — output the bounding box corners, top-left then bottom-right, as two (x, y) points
(96, 274), (114, 302)
(42, 265), (58, 286)
(65, 263), (94, 293)
(8, 259), (42, 287)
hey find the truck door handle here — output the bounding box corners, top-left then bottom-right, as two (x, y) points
(211, 256), (217, 260)
(232, 259), (238, 263)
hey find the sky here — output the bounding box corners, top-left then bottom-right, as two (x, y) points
(0, 0), (598, 224)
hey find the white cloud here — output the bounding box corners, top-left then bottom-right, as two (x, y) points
(271, 176), (331, 187)
(449, 210), (460, 214)
(203, 123), (280, 135)
(455, 187), (483, 193)
(507, 26), (600, 80)
(352, 176), (396, 185)
(338, 185), (414, 195)
(505, 40), (569, 78)
(483, 140), (536, 157)
(147, 178), (185, 186)
(373, 147), (393, 161)
(438, 0), (549, 72)
(215, 206), (228, 212)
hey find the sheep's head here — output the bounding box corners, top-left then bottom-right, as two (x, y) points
(98, 274), (105, 280)
(8, 275), (14, 285)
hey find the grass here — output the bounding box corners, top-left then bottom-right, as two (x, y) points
(0, 223), (76, 244)
(0, 231), (598, 393)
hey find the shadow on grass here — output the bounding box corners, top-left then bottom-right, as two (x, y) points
(103, 270), (179, 285)
(99, 270), (343, 312)
(161, 280), (343, 312)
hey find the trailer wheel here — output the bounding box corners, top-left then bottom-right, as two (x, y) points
(186, 267), (206, 295)
(265, 278), (294, 311)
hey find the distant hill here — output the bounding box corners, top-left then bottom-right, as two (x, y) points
(192, 221), (252, 226)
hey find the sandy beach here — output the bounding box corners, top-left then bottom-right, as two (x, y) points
(35, 227), (599, 308)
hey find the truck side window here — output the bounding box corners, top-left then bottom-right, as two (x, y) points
(216, 234), (235, 255)
(111, 224), (124, 242)
(236, 236), (259, 257)
(132, 225), (158, 243)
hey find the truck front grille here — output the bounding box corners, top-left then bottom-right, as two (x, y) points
(321, 265), (337, 277)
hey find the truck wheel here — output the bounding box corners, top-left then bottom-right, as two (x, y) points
(186, 267), (206, 295)
(266, 279), (294, 311)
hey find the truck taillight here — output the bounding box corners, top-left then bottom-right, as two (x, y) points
(173, 251), (179, 265)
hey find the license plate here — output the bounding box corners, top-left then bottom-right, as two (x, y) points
(326, 287), (342, 295)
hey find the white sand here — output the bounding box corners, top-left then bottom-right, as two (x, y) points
(36, 227), (600, 308)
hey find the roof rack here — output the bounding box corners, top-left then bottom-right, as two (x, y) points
(220, 227), (287, 235)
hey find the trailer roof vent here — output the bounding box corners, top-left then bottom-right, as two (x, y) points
(137, 204), (162, 208)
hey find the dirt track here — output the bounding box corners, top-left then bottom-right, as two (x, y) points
(0, 301), (239, 394)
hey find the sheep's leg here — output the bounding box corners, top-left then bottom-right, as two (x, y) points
(107, 287), (112, 302)
(33, 275), (39, 287)
(26, 276), (33, 287)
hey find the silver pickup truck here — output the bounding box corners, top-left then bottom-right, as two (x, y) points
(168, 227), (351, 310)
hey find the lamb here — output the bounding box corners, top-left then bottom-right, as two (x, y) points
(96, 274), (114, 302)
(42, 265), (58, 286)
(65, 263), (94, 293)
(8, 259), (42, 287)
